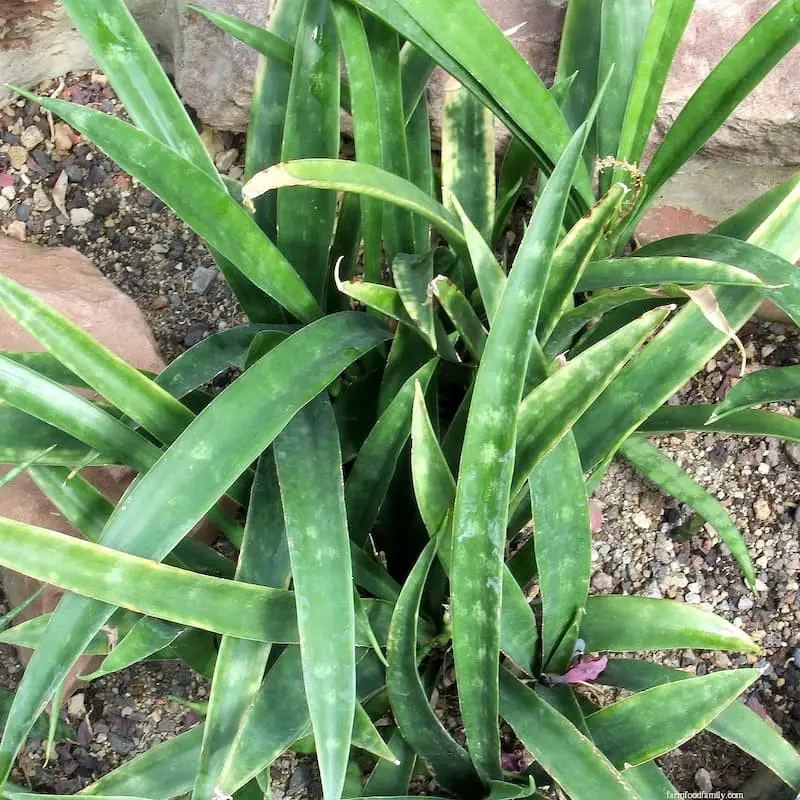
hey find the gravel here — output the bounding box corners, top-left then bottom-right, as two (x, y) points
(2, 71), (800, 796)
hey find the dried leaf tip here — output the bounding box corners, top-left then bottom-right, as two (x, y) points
(241, 163), (300, 211)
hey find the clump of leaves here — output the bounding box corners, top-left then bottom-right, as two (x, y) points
(1, 1), (800, 798)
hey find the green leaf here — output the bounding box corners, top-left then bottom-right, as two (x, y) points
(0, 314), (389, 785)
(400, 43), (435, 122)
(352, 705), (398, 764)
(60, 0), (217, 180)
(613, 0), (695, 175)
(441, 80), (495, 244)
(714, 365), (800, 421)
(363, 728), (417, 797)
(450, 123), (588, 781)
(620, 436), (755, 588)
(533, 436), (591, 673)
(498, 668), (638, 800)
(15, 89), (320, 324)
(279, 0), (341, 306)
(600, 658), (800, 791)
(644, 0), (800, 207)
(332, 1), (384, 283)
(1, 352), (87, 388)
(245, 0), (303, 236)
(0, 274), (193, 446)
(83, 726), (203, 798)
(392, 253), (437, 349)
(346, 0), (595, 215)
(641, 403), (800, 443)
(243, 159), (466, 255)
(537, 183), (629, 343)
(365, 16), (415, 261)
(512, 307), (670, 500)
(346, 360), (437, 545)
(188, 4), (294, 63)
(430, 276), (487, 362)
(274, 397), (356, 800)
(192, 455), (291, 800)
(406, 94), (435, 253)
(580, 595), (759, 653)
(621, 762), (680, 800)
(586, 669), (760, 768)
(410, 383), (538, 672)
(577, 257), (764, 291)
(387, 538), (485, 798)
(596, 0), (651, 195)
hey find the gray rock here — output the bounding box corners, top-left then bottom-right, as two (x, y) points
(69, 208), (94, 227)
(287, 764), (314, 795)
(191, 266), (217, 295)
(695, 768), (713, 793)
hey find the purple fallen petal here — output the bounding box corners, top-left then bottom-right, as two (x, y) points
(554, 655), (609, 685)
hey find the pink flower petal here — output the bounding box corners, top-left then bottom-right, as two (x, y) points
(554, 655), (609, 685)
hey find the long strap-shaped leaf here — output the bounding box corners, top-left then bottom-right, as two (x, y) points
(0, 314), (388, 787)
(274, 397), (356, 800)
(60, 0), (217, 181)
(449, 122), (588, 781)
(600, 658), (800, 791)
(345, 0), (595, 217)
(498, 667), (639, 799)
(620, 436), (755, 588)
(279, 0), (340, 307)
(580, 595), (758, 654)
(574, 179), (800, 475)
(586, 669), (760, 769)
(0, 275), (192, 446)
(387, 538), (485, 799)
(192, 456), (292, 800)
(712, 364), (800, 420)
(14, 90), (321, 324)
(410, 384), (538, 672)
(346, 360), (437, 545)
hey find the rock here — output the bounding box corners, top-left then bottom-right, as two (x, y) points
(287, 764), (315, 795)
(32, 187), (52, 212)
(191, 265), (217, 295)
(0, 196), (9, 213)
(54, 122), (76, 152)
(4, 220), (25, 242)
(214, 148), (239, 173)
(754, 498), (772, 522)
(8, 146), (28, 170)
(70, 207), (94, 227)
(591, 571), (614, 592)
(632, 511), (651, 530)
(738, 595), (755, 611)
(785, 442), (800, 467)
(16, 203), (30, 222)
(695, 768), (713, 793)
(20, 125), (44, 150)
(0, 237), (219, 702)
(200, 126), (224, 160)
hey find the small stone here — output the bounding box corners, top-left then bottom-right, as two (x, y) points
(287, 764), (314, 795)
(67, 693), (86, 717)
(191, 266), (217, 295)
(591, 571), (614, 592)
(150, 295), (169, 310)
(5, 220), (26, 242)
(695, 768), (713, 793)
(1, 185), (15, 201)
(93, 196), (119, 218)
(184, 323), (208, 348)
(685, 592), (701, 604)
(785, 441), (800, 466)
(200, 126), (224, 160)
(54, 122), (75, 152)
(32, 187), (52, 212)
(32, 149), (55, 173)
(712, 651), (731, 669)
(107, 731), (133, 755)
(8, 146), (28, 170)
(0, 196), (9, 212)
(70, 208), (94, 227)
(738, 595), (755, 611)
(64, 164), (87, 183)
(214, 148), (239, 173)
(632, 511), (651, 530)
(642, 579), (663, 598)
(20, 125), (44, 149)
(753, 498), (771, 521)
(228, 165), (244, 180)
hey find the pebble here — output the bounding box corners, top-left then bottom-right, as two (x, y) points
(695, 768), (713, 792)
(54, 122), (75, 152)
(754, 498), (771, 521)
(632, 511), (651, 530)
(150, 295), (169, 310)
(214, 148), (239, 173)
(738, 595), (755, 611)
(20, 125), (44, 149)
(591, 571), (614, 591)
(5, 220), (26, 241)
(16, 203), (31, 222)
(287, 764), (314, 795)
(785, 441), (800, 466)
(1, 185), (15, 200)
(8, 146), (27, 170)
(32, 187), (52, 212)
(191, 266), (217, 295)
(0, 196), (8, 212)
(70, 208), (95, 227)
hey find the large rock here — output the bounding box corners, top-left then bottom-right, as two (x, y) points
(0, 237), (216, 698)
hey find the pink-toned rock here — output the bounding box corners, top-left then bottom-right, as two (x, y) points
(636, 206), (715, 247)
(0, 237), (217, 699)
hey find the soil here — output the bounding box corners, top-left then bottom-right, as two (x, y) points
(1, 72), (799, 798)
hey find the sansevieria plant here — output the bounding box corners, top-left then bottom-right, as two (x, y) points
(1, 0), (800, 797)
